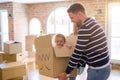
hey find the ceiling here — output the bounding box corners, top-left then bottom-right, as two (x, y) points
(0, 0), (66, 4)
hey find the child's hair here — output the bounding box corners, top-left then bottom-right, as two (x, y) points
(52, 34), (66, 47)
(55, 34), (66, 43)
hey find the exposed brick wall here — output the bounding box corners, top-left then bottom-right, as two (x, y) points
(12, 3), (28, 52)
(25, 0), (109, 33)
(26, 1), (71, 33)
(0, 0), (110, 39)
(0, 2), (14, 40)
(0, 2), (28, 52)
(0, 0), (120, 53)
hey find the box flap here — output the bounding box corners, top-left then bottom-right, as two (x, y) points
(35, 34), (53, 49)
(66, 35), (77, 46)
(4, 41), (20, 44)
(54, 47), (74, 57)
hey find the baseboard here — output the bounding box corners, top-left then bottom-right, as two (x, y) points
(111, 59), (120, 64)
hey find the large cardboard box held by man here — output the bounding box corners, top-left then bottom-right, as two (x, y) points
(35, 34), (77, 78)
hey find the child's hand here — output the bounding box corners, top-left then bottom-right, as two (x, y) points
(65, 44), (72, 49)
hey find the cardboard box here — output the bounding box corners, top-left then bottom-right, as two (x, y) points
(54, 47), (74, 57)
(35, 34), (77, 78)
(0, 54), (3, 63)
(0, 51), (25, 63)
(0, 61), (26, 80)
(66, 35), (77, 46)
(4, 41), (22, 54)
(8, 77), (23, 80)
(1, 52), (25, 63)
(25, 35), (38, 52)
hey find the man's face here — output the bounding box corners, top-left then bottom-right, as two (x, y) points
(68, 12), (81, 24)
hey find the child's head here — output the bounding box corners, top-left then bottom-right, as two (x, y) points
(52, 34), (66, 48)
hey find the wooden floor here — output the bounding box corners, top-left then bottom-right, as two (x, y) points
(25, 55), (120, 80)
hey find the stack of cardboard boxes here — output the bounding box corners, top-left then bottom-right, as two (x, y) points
(0, 41), (26, 80)
(0, 41), (24, 63)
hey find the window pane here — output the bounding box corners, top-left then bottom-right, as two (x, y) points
(0, 10), (9, 51)
(111, 38), (120, 60)
(111, 24), (120, 36)
(47, 7), (73, 36)
(109, 3), (120, 60)
(29, 18), (41, 35)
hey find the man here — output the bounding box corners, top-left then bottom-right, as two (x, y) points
(58, 3), (111, 80)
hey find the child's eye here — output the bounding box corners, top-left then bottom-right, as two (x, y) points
(61, 41), (64, 43)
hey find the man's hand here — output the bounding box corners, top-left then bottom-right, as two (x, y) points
(58, 72), (68, 80)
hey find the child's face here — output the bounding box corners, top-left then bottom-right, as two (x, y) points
(55, 36), (65, 48)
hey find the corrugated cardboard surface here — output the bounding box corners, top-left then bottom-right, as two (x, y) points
(35, 34), (77, 78)
(4, 41), (22, 54)
(0, 53), (25, 63)
(54, 47), (74, 57)
(36, 48), (54, 77)
(0, 62), (26, 80)
(25, 35), (37, 51)
(66, 35), (77, 46)
(3, 54), (16, 63)
(8, 77), (23, 80)
(0, 54), (3, 63)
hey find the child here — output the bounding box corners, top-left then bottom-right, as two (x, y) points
(53, 34), (66, 48)
(52, 34), (72, 49)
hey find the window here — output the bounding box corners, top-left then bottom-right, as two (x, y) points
(108, 3), (120, 60)
(29, 18), (41, 35)
(0, 10), (9, 51)
(47, 7), (73, 36)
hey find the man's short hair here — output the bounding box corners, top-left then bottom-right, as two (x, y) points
(67, 3), (85, 14)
